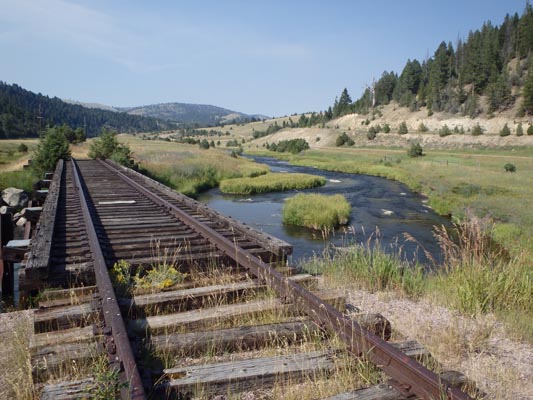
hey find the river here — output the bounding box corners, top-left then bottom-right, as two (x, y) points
(198, 156), (451, 266)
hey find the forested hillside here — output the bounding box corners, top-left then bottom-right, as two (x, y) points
(346, 3), (533, 117)
(0, 82), (177, 138)
(285, 3), (533, 128)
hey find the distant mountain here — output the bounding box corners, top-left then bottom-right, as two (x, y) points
(63, 99), (118, 112)
(117, 102), (269, 126)
(64, 100), (268, 127)
(0, 82), (177, 138)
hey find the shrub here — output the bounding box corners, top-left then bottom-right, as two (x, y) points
(335, 132), (351, 147)
(504, 163), (516, 172)
(527, 125), (533, 135)
(268, 138), (309, 154)
(438, 124), (452, 137)
(17, 143), (28, 153)
(89, 130), (135, 167)
(89, 130), (119, 159)
(471, 124), (484, 136)
(383, 123), (391, 133)
(32, 126), (71, 173)
(407, 143), (424, 157)
(398, 121), (408, 134)
(516, 123), (523, 136)
(134, 263), (187, 290)
(367, 130), (377, 140)
(499, 124), (511, 137)
(283, 193), (351, 230)
(417, 123), (429, 132)
(199, 139), (210, 149)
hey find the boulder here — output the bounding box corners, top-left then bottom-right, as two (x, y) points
(0, 205), (15, 215)
(1, 188), (29, 208)
(16, 217), (28, 227)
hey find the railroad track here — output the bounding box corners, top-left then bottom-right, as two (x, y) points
(18, 158), (475, 399)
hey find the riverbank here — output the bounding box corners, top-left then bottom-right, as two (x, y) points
(247, 147), (532, 342)
(247, 147), (533, 256)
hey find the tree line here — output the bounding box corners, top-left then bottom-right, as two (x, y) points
(335, 3), (533, 118)
(0, 81), (177, 139)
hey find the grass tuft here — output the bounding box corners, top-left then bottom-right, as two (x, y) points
(220, 173), (325, 195)
(283, 193), (351, 230)
(427, 214), (532, 339)
(302, 240), (425, 298)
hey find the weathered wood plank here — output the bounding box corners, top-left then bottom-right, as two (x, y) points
(25, 159), (64, 273)
(150, 320), (321, 356)
(40, 378), (94, 400)
(38, 288), (97, 308)
(389, 340), (431, 361)
(34, 303), (97, 332)
(129, 274), (317, 313)
(323, 383), (405, 400)
(324, 370), (473, 400)
(39, 286), (97, 301)
(351, 312), (392, 341)
(164, 350), (335, 395)
(130, 289), (344, 335)
(30, 325), (96, 350)
(32, 341), (99, 380)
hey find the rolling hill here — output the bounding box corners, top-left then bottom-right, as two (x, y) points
(0, 82), (177, 138)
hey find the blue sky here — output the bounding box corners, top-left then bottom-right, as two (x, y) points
(0, 1), (528, 116)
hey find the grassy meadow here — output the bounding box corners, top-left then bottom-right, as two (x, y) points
(220, 172), (325, 194)
(0, 139), (39, 192)
(117, 135), (270, 197)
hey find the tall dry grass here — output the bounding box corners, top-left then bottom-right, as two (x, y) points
(427, 213), (532, 338)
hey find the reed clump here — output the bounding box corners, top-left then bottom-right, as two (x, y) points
(220, 173), (326, 195)
(303, 239), (425, 298)
(283, 193), (351, 230)
(427, 213), (532, 337)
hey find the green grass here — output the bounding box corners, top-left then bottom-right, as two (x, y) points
(220, 172), (325, 194)
(248, 147), (533, 256)
(301, 215), (532, 341)
(251, 146), (533, 340)
(118, 136), (269, 197)
(0, 139), (38, 192)
(0, 169), (37, 193)
(0, 140), (36, 165)
(283, 193), (351, 230)
(302, 242), (425, 298)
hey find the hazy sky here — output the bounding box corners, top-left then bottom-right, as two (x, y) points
(0, 1), (528, 116)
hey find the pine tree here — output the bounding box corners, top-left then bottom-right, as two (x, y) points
(398, 121), (408, 134)
(523, 60), (533, 115)
(374, 71), (398, 105)
(517, 2), (533, 58)
(333, 88), (353, 117)
(516, 123), (524, 136)
(32, 126), (71, 173)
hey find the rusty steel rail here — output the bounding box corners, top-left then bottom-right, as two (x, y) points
(100, 159), (471, 400)
(71, 159), (146, 400)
